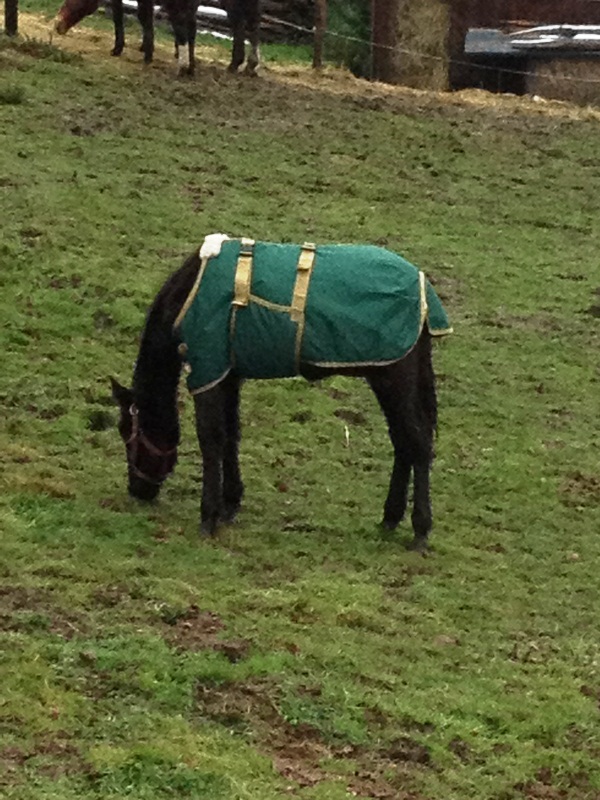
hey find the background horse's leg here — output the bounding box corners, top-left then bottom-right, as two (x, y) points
(221, 374), (244, 523)
(227, 6), (246, 73)
(194, 388), (226, 536)
(170, 8), (194, 75)
(111, 0), (125, 56)
(186, 13), (197, 76)
(243, 2), (261, 75)
(136, 0), (154, 63)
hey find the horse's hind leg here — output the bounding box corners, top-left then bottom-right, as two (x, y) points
(111, 0), (125, 56)
(221, 374), (244, 523)
(367, 370), (412, 531)
(409, 333), (437, 550)
(194, 388), (226, 536)
(368, 350), (435, 550)
(136, 0), (154, 64)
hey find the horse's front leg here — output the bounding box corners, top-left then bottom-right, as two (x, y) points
(171, 12), (195, 75)
(194, 390), (226, 537)
(186, 15), (197, 76)
(111, 0), (125, 56)
(221, 374), (244, 523)
(227, 11), (246, 73)
(136, 0), (154, 63)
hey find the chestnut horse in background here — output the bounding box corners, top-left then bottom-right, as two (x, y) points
(54, 0), (261, 76)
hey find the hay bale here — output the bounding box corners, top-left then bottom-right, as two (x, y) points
(395, 0), (450, 90)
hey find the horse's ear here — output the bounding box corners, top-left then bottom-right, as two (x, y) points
(110, 377), (133, 408)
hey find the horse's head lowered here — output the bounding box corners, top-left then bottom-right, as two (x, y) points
(54, 0), (99, 35)
(111, 378), (178, 502)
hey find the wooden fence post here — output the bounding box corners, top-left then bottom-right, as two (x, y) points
(313, 0), (327, 69)
(4, 0), (19, 36)
(371, 0), (400, 83)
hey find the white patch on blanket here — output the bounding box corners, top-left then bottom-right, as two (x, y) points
(200, 233), (231, 260)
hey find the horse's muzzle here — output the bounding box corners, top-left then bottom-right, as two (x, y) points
(128, 475), (161, 502)
(54, 16), (69, 34)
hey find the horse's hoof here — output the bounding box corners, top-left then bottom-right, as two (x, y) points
(220, 506), (240, 525)
(407, 536), (430, 553)
(111, 47), (123, 57)
(200, 519), (218, 537)
(380, 518), (399, 532)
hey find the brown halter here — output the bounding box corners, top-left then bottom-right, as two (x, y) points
(126, 405), (177, 485)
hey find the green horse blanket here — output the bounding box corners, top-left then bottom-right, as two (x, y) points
(174, 237), (452, 394)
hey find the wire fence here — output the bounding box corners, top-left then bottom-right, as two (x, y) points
(4, 0), (600, 89)
(262, 10), (600, 87)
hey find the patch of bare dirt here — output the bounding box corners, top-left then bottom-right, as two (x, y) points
(479, 311), (561, 333)
(515, 766), (597, 800)
(0, 736), (86, 788)
(334, 408), (368, 426)
(160, 604), (250, 662)
(0, 585), (85, 639)
(560, 471), (600, 508)
(584, 288), (600, 318)
(195, 679), (428, 798)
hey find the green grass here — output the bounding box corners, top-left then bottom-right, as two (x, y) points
(1, 13), (600, 800)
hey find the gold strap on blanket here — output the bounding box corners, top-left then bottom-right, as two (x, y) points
(290, 243), (316, 323)
(233, 238), (255, 307)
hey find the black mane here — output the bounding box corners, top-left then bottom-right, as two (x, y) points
(132, 253), (200, 441)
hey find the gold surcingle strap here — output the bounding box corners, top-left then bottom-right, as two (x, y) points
(233, 238), (255, 307)
(290, 242), (316, 323)
(292, 242), (317, 369)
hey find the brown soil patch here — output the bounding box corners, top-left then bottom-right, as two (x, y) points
(0, 736), (86, 788)
(560, 471), (600, 508)
(0, 585), (85, 638)
(195, 679), (428, 798)
(161, 604), (251, 662)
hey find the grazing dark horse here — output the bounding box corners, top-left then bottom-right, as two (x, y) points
(111, 237), (451, 551)
(54, 0), (261, 76)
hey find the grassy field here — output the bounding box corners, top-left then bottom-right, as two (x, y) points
(1, 9), (600, 800)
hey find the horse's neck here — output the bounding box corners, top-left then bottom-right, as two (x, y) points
(133, 310), (181, 441)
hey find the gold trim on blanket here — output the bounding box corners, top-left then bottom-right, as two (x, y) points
(173, 255), (209, 331)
